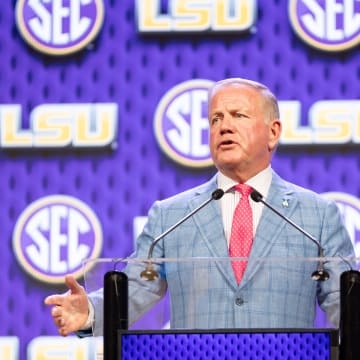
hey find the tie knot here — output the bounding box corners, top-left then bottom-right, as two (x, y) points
(234, 184), (253, 197)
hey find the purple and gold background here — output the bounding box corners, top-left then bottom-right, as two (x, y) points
(1, 0), (360, 359)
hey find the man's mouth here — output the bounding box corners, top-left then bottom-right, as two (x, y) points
(219, 140), (235, 147)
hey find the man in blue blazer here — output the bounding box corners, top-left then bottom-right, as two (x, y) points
(45, 78), (354, 336)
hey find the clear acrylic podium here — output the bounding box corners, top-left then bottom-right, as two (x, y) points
(83, 256), (360, 360)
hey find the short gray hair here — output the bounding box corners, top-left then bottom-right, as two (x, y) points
(208, 78), (280, 123)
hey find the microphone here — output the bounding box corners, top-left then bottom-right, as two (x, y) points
(250, 189), (330, 281)
(140, 189), (225, 281)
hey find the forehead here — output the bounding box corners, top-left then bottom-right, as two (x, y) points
(210, 84), (263, 109)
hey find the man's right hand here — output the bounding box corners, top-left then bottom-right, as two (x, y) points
(44, 274), (89, 336)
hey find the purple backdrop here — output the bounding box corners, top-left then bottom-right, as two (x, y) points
(1, 1), (360, 359)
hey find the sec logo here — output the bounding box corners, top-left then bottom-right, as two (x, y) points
(13, 195), (103, 284)
(289, 0), (360, 52)
(15, 0), (105, 56)
(322, 192), (360, 257)
(154, 79), (215, 168)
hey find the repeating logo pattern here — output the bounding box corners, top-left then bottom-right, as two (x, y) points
(0, 103), (118, 149)
(13, 195), (103, 283)
(154, 79), (214, 168)
(136, 0), (257, 33)
(15, 0), (105, 55)
(289, 0), (360, 52)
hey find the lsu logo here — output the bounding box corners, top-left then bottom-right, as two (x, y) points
(136, 0), (257, 33)
(0, 103), (118, 149)
(27, 336), (100, 360)
(15, 0), (105, 56)
(154, 79), (214, 168)
(322, 192), (360, 257)
(0, 337), (18, 360)
(289, 0), (360, 52)
(278, 100), (360, 145)
(13, 195), (103, 284)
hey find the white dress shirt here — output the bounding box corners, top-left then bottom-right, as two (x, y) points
(217, 166), (273, 247)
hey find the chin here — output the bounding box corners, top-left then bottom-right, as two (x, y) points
(215, 155), (241, 167)
(217, 162), (240, 174)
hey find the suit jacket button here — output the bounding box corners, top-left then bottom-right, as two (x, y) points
(235, 297), (244, 306)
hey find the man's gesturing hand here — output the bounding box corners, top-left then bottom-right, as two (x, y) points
(44, 274), (89, 336)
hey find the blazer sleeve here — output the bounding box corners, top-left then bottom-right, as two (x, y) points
(317, 198), (355, 326)
(85, 199), (168, 336)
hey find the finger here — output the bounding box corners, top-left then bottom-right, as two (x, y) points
(65, 274), (84, 294)
(58, 318), (73, 337)
(51, 305), (63, 317)
(53, 316), (62, 328)
(44, 294), (65, 306)
(59, 327), (70, 337)
(58, 320), (69, 337)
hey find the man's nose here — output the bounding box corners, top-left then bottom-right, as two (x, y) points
(220, 115), (234, 133)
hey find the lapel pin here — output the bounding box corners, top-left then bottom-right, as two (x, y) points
(282, 199), (289, 208)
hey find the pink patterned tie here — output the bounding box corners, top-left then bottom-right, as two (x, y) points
(229, 184), (253, 284)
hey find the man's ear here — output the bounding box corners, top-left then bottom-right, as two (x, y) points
(268, 119), (282, 151)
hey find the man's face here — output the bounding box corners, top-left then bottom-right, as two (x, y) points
(208, 84), (281, 182)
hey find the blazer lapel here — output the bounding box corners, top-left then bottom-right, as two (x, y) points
(189, 179), (236, 286)
(190, 187), (229, 258)
(240, 173), (299, 287)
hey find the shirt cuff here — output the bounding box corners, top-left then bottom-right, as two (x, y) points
(81, 298), (95, 330)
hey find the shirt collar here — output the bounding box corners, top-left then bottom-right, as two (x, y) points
(217, 166), (273, 198)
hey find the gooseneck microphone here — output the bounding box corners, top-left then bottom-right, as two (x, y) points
(250, 189), (329, 281)
(140, 189), (225, 281)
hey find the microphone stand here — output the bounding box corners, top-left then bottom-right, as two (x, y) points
(250, 189), (329, 281)
(140, 189), (224, 281)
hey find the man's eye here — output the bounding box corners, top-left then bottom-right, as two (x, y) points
(212, 117), (220, 124)
(235, 113), (244, 118)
